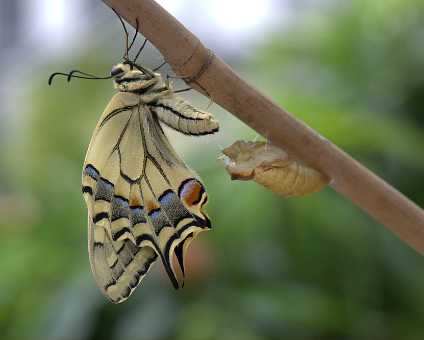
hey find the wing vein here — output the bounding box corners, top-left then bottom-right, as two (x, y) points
(99, 105), (137, 129)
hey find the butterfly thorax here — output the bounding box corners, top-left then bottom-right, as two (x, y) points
(111, 62), (168, 97)
(107, 61), (219, 137)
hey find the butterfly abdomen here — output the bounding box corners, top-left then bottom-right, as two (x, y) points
(149, 97), (219, 136)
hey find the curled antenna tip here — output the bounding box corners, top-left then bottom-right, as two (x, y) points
(48, 72), (64, 86)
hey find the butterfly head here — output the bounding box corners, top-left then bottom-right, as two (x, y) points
(111, 60), (165, 93)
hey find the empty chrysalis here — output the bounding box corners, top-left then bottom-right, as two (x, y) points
(219, 141), (328, 197)
(48, 10), (219, 303)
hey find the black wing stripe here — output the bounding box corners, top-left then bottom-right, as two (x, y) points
(82, 186), (93, 195)
(111, 227), (132, 241)
(93, 212), (109, 223)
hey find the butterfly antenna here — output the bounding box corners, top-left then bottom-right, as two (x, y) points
(65, 70), (109, 82)
(174, 88), (192, 94)
(68, 74), (113, 81)
(48, 71), (112, 85)
(128, 18), (139, 51)
(133, 38), (148, 63)
(153, 60), (167, 72)
(111, 7), (130, 58)
(48, 72), (69, 85)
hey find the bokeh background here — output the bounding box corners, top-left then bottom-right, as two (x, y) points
(1, 0), (424, 339)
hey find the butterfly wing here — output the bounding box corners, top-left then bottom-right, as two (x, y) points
(82, 92), (210, 303)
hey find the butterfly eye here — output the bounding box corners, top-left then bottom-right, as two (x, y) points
(110, 65), (124, 77)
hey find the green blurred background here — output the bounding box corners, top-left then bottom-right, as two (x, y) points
(1, 0), (424, 339)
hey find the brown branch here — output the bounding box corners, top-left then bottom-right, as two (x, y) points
(103, 0), (424, 253)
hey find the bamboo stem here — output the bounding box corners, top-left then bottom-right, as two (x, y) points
(103, 0), (424, 254)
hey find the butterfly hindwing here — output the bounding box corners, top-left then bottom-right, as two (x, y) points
(87, 215), (158, 303)
(82, 92), (211, 303)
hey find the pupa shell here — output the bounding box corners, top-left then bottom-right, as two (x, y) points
(219, 141), (328, 197)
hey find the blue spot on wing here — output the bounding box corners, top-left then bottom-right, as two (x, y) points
(158, 190), (174, 206)
(115, 196), (129, 206)
(149, 209), (161, 219)
(130, 206), (147, 225)
(85, 164), (100, 180)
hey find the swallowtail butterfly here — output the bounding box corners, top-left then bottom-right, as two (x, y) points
(49, 11), (218, 303)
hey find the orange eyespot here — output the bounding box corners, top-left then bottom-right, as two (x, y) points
(178, 179), (205, 207)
